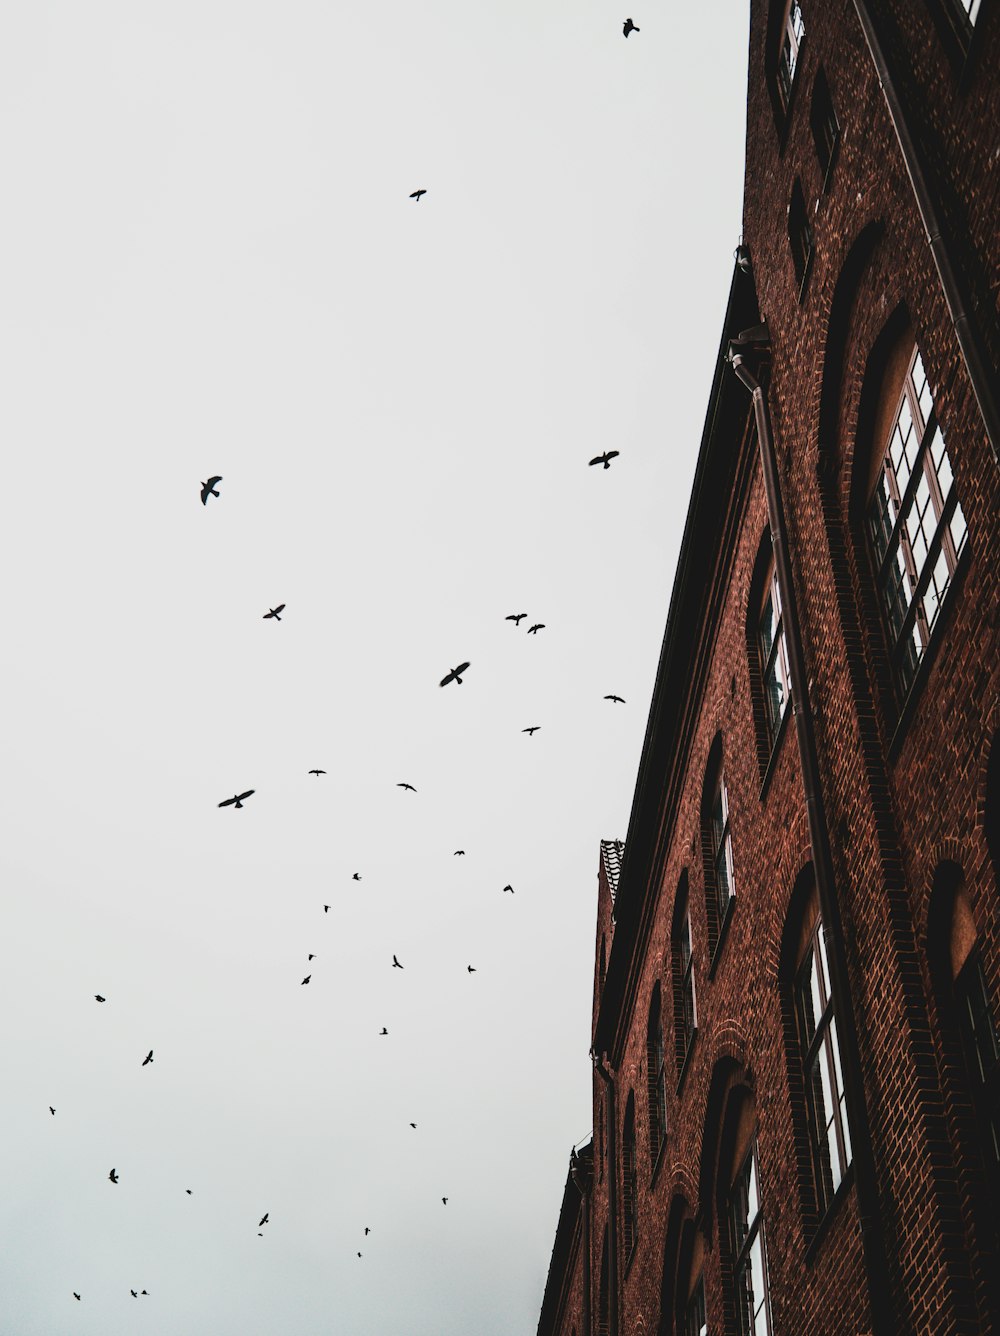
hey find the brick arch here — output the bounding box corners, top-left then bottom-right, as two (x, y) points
(694, 1035), (754, 1237)
(658, 1189), (694, 1336)
(916, 840), (971, 945)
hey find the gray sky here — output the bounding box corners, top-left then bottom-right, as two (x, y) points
(0, 3), (748, 1331)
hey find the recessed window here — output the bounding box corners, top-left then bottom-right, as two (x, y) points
(777, 1), (806, 109)
(679, 904), (697, 1058)
(757, 556), (792, 748)
(956, 0), (983, 25)
(868, 345), (968, 696)
(788, 178), (814, 294)
(795, 913), (852, 1211)
(729, 1138), (773, 1336)
(809, 67), (840, 183)
(710, 774), (735, 925)
(622, 1094), (638, 1258)
(955, 952), (1000, 1169)
(685, 1278), (707, 1336)
(647, 988), (667, 1160)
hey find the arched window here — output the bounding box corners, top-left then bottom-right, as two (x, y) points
(756, 541), (791, 752)
(684, 1278), (707, 1336)
(809, 66), (840, 185)
(622, 1093), (638, 1259)
(647, 986), (668, 1161)
(672, 873), (698, 1069)
(776, 1), (805, 110)
(702, 741), (735, 953)
(788, 178), (813, 296)
(728, 1129), (773, 1336)
(866, 335), (968, 696)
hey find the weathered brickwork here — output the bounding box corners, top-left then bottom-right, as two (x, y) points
(538, 4), (999, 1335)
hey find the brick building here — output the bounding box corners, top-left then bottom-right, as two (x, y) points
(538, 3), (999, 1334)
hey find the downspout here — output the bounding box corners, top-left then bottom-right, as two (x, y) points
(594, 1055), (619, 1336)
(729, 348), (894, 1336)
(570, 1149), (592, 1336)
(851, 0), (1000, 464)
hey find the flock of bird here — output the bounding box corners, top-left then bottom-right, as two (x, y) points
(57, 141), (634, 1308)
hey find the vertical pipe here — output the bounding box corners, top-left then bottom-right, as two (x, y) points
(594, 1056), (618, 1336)
(852, 0), (1000, 463)
(731, 354), (894, 1336)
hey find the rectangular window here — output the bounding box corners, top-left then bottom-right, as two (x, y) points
(795, 919), (852, 1211)
(955, 954), (1000, 1169)
(868, 347), (968, 696)
(956, 0), (982, 25)
(680, 907), (697, 1057)
(730, 1140), (772, 1336)
(788, 179), (813, 294)
(648, 996), (668, 1156)
(685, 1278), (707, 1336)
(710, 778), (734, 922)
(777, 1), (805, 108)
(809, 67), (840, 182)
(758, 559), (792, 748)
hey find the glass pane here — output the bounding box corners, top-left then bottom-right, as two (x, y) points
(950, 498), (968, 556)
(764, 659), (785, 738)
(749, 1234), (768, 1333)
(914, 469), (932, 522)
(759, 592), (777, 659)
(913, 351), (933, 426)
(907, 510), (928, 571)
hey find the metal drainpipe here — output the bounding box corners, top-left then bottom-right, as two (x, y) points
(730, 352), (894, 1336)
(852, 0), (1000, 464)
(594, 1055), (618, 1336)
(570, 1149), (592, 1336)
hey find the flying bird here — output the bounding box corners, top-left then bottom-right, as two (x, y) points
(454, 850), (465, 856)
(49, 1106), (56, 1115)
(308, 769), (326, 776)
(467, 965), (477, 973)
(409, 1123), (417, 1129)
(364, 1227), (371, 1236)
(503, 884), (514, 893)
(219, 790), (255, 809)
(109, 1169), (119, 1184)
(604, 694), (626, 704)
(442, 1197), (448, 1205)
(301, 975), (311, 985)
(94, 995), (105, 1002)
(409, 189), (426, 200)
(352, 873), (362, 881)
(397, 783), (417, 792)
(439, 661), (470, 687)
(259, 1213), (269, 1227)
(527, 624), (545, 635)
(589, 450), (620, 468)
(142, 1050), (153, 1066)
(392, 955), (404, 969)
(505, 613), (527, 625)
(522, 726), (540, 736)
(141, 1290), (149, 1296)
(308, 954), (316, 961)
(379, 1027), (388, 1035)
(623, 18), (639, 37)
(131, 1290), (138, 1298)
(186, 1190), (193, 1195)
(357, 1251), (363, 1258)
(200, 476), (222, 504)
(263, 605), (285, 621)
(324, 904), (330, 913)
(73, 1294), (81, 1301)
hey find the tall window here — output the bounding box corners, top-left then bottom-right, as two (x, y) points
(809, 67), (839, 182)
(757, 555), (791, 748)
(622, 1094), (638, 1259)
(685, 1278), (707, 1336)
(868, 345), (968, 695)
(788, 178), (813, 294)
(777, 1), (805, 108)
(709, 770), (735, 929)
(647, 988), (668, 1160)
(795, 914), (852, 1211)
(679, 904), (697, 1059)
(956, 0), (982, 25)
(954, 952), (1000, 1171)
(729, 1138), (772, 1336)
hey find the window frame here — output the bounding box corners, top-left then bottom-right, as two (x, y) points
(647, 988), (668, 1163)
(728, 1137), (773, 1336)
(684, 1276), (707, 1336)
(679, 904), (697, 1060)
(776, 0), (806, 111)
(710, 773), (735, 927)
(867, 345), (968, 699)
(788, 178), (814, 298)
(757, 556), (792, 750)
(954, 950), (1000, 1173)
(809, 66), (840, 189)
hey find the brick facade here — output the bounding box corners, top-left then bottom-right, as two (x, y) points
(537, 3), (999, 1334)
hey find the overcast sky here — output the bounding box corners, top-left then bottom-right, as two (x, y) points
(0, 3), (748, 1332)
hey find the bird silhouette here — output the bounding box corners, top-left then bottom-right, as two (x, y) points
(301, 975), (311, 985)
(131, 1290), (138, 1298)
(49, 1106), (56, 1115)
(623, 18), (639, 37)
(454, 850), (465, 856)
(324, 904), (330, 913)
(442, 1197), (448, 1205)
(186, 1190), (193, 1195)
(527, 624), (545, 635)
(357, 1251), (363, 1258)
(308, 954), (316, 961)
(259, 1213), (269, 1227)
(142, 1050), (153, 1066)
(604, 694), (626, 704)
(109, 1168), (119, 1184)
(364, 1226), (371, 1236)
(73, 1294), (81, 1301)
(263, 604), (285, 621)
(467, 965), (476, 973)
(219, 790), (255, 809)
(589, 450), (620, 468)
(397, 783), (417, 792)
(522, 726), (540, 736)
(353, 873), (362, 880)
(409, 1123), (417, 1129)
(505, 613), (527, 625)
(141, 1290), (148, 1296)
(503, 884), (514, 893)
(379, 1027), (388, 1035)
(94, 995), (106, 1002)
(439, 662), (470, 687)
(200, 476), (222, 504)
(409, 189), (426, 200)
(392, 955), (404, 969)
(308, 769), (326, 776)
